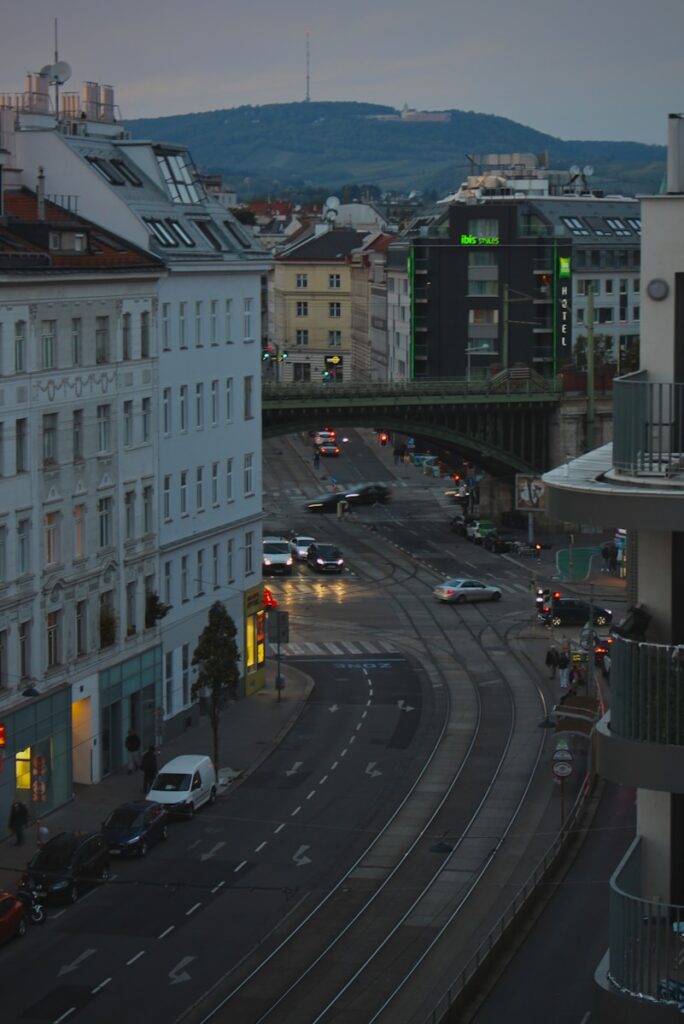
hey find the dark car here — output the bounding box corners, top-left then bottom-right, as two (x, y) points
(317, 441), (341, 457)
(0, 892), (26, 943)
(306, 542), (345, 573)
(25, 831), (110, 903)
(306, 483), (391, 513)
(449, 513), (475, 536)
(483, 531), (517, 553)
(102, 800), (169, 858)
(540, 598), (612, 628)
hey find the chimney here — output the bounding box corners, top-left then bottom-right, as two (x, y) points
(37, 166), (46, 220)
(667, 113), (684, 194)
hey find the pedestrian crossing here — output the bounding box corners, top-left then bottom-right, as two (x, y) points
(268, 638), (400, 657)
(265, 479), (439, 500)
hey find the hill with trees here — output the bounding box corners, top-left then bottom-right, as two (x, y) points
(125, 101), (665, 199)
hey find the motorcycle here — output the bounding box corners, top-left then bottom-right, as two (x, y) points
(17, 881), (47, 925)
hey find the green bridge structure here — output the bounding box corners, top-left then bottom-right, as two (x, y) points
(262, 374), (565, 476)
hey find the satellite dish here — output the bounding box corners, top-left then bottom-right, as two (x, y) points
(39, 64), (54, 77)
(569, 165), (580, 176)
(583, 164), (594, 178)
(325, 195), (340, 211)
(49, 61), (72, 85)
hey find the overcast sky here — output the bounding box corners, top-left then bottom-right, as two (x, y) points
(2, 0), (681, 145)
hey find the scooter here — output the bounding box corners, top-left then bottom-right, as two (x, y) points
(17, 881), (47, 924)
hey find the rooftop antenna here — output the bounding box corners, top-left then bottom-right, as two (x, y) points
(305, 32), (310, 102)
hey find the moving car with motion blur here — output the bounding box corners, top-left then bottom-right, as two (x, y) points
(306, 483), (391, 513)
(306, 542), (345, 573)
(102, 800), (169, 858)
(433, 578), (502, 603)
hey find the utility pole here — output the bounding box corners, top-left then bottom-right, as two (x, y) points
(586, 285), (595, 450)
(502, 283), (509, 370)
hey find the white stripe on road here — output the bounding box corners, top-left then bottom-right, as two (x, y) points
(126, 951), (145, 966)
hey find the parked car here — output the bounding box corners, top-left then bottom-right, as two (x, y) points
(449, 513), (475, 536)
(289, 534), (316, 560)
(539, 597), (612, 628)
(316, 441), (341, 457)
(483, 530), (517, 553)
(433, 578), (502, 603)
(0, 892), (26, 943)
(466, 519), (497, 543)
(262, 537), (294, 576)
(306, 483), (391, 513)
(306, 542), (345, 573)
(102, 800), (169, 858)
(146, 755), (217, 819)
(24, 831), (110, 903)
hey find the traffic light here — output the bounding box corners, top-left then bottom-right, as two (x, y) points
(279, 350), (289, 362)
(263, 587), (278, 609)
(322, 370), (331, 382)
(379, 432), (389, 446)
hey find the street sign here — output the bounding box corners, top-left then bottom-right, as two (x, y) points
(553, 761), (573, 778)
(267, 610), (289, 644)
(553, 748), (573, 762)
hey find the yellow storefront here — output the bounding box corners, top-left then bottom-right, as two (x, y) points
(243, 584), (266, 696)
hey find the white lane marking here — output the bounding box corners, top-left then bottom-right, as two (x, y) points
(211, 880), (226, 893)
(362, 710), (368, 718)
(344, 640), (361, 653)
(255, 841), (267, 852)
(91, 977), (111, 995)
(187, 840), (201, 850)
(54, 1009), (76, 1023)
(234, 860), (247, 873)
(274, 823), (285, 834)
(349, 735), (356, 744)
(200, 841), (226, 862)
(366, 699), (372, 706)
(291, 806), (301, 817)
(126, 951), (145, 966)
(319, 774), (328, 785)
(306, 790), (316, 800)
(329, 704), (340, 712)
(159, 925), (175, 939)
(330, 760), (339, 770)
(324, 641), (343, 654)
(355, 722), (362, 731)
(369, 688), (373, 696)
(185, 902), (202, 916)
(284, 761), (303, 776)
(341, 748), (348, 757)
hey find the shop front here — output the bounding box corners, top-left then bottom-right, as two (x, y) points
(244, 585), (266, 696)
(99, 646), (162, 777)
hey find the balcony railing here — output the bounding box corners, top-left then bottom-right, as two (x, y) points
(610, 635), (684, 746)
(613, 372), (684, 477)
(608, 837), (684, 1008)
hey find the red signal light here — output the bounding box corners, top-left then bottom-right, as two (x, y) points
(263, 587), (279, 609)
(0, 723), (5, 747)
(552, 591), (561, 600)
(379, 433), (389, 446)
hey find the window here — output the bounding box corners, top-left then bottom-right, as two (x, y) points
(225, 299), (233, 343)
(467, 279), (498, 296)
(196, 466), (204, 510)
(163, 561), (172, 606)
(95, 316), (110, 363)
(142, 397), (152, 441)
(126, 581), (137, 636)
(124, 490), (135, 540)
(195, 382), (204, 428)
(244, 375), (253, 420)
(0, 525), (5, 582)
(597, 307), (614, 324)
(210, 300), (218, 345)
(180, 471), (188, 515)
(180, 385), (188, 431)
(212, 543), (220, 588)
(18, 620), (30, 679)
(140, 311), (150, 358)
(244, 530), (254, 575)
(561, 216), (590, 237)
(16, 418), (28, 472)
(329, 302), (341, 318)
(143, 485), (153, 534)
(468, 218), (498, 237)
(46, 611), (61, 668)
(626, 217), (641, 235)
(71, 317), (82, 366)
(293, 363), (310, 382)
(194, 220), (221, 249)
(162, 303), (170, 350)
(165, 651), (173, 714)
(14, 321), (26, 373)
(156, 151), (202, 204)
(468, 309), (499, 325)
(605, 280), (614, 294)
(163, 388), (172, 435)
(97, 404), (111, 453)
(225, 377), (233, 421)
(76, 600), (87, 656)
(166, 219), (195, 245)
(296, 273), (308, 288)
(73, 504), (85, 559)
(195, 301), (203, 347)
(196, 550), (204, 595)
(179, 302), (186, 348)
(633, 305), (640, 322)
(181, 556), (189, 602)
(41, 320), (56, 369)
(42, 413), (58, 465)
(329, 273), (341, 289)
(182, 643), (190, 704)
(44, 511), (60, 564)
(211, 380), (219, 425)
(605, 217), (632, 237)
(296, 330), (309, 346)
(243, 297), (253, 340)
(226, 458), (233, 501)
(578, 279), (601, 296)
(468, 250), (498, 267)
(99, 591), (115, 648)
(227, 538), (234, 582)
(144, 217), (178, 246)
(468, 337), (497, 354)
(211, 462), (219, 506)
(123, 400), (133, 447)
(17, 519), (29, 575)
(98, 496), (113, 548)
(328, 330), (341, 346)
(296, 301), (309, 317)
(243, 453), (254, 496)
(122, 313), (132, 360)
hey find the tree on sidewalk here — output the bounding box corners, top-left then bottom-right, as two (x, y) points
(191, 601), (241, 773)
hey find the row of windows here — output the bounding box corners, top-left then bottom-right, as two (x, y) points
(295, 301), (343, 318)
(561, 215), (641, 238)
(160, 298), (254, 349)
(295, 273), (342, 289)
(162, 376), (253, 434)
(162, 455), (254, 520)
(162, 531), (255, 609)
(294, 330), (343, 346)
(0, 312), (150, 375)
(576, 306), (640, 325)
(576, 278), (640, 296)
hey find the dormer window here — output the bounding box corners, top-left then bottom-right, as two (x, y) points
(49, 231), (88, 253)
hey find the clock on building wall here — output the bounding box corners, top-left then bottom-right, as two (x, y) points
(646, 279), (669, 301)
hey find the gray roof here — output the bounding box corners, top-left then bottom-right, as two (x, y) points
(277, 228), (369, 262)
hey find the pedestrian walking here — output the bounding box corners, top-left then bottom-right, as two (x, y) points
(545, 646), (559, 680)
(8, 799), (29, 846)
(125, 727), (141, 774)
(313, 448), (320, 471)
(558, 651), (570, 690)
(140, 745), (158, 794)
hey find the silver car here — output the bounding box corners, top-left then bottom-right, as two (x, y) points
(433, 578), (502, 604)
(290, 535), (316, 560)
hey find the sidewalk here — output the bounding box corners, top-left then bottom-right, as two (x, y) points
(0, 661), (313, 893)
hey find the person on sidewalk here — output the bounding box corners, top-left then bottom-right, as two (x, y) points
(313, 448), (320, 471)
(558, 651), (570, 690)
(8, 799), (29, 846)
(140, 746), (158, 794)
(545, 646), (559, 680)
(125, 727), (141, 774)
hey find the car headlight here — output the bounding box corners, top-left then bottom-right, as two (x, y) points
(286, 558), (293, 565)
(263, 558), (272, 565)
(316, 558), (324, 565)
(336, 559), (344, 565)
(126, 835), (142, 845)
(51, 880), (69, 889)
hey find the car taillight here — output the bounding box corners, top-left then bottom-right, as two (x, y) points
(445, 589), (454, 596)
(542, 605), (550, 613)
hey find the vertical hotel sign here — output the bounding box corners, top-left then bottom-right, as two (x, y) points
(553, 247), (571, 376)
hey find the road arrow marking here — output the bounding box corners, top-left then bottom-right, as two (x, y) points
(285, 761), (303, 776)
(397, 699), (416, 712)
(365, 762), (382, 778)
(293, 845), (312, 867)
(59, 949), (97, 976)
(329, 704), (339, 712)
(200, 841), (226, 862)
(169, 956), (195, 985)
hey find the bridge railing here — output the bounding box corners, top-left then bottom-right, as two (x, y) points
(263, 373), (563, 402)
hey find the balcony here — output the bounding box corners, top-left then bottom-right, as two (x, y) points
(595, 836), (684, 1019)
(613, 372), (684, 479)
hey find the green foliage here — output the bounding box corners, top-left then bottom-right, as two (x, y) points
(192, 602), (241, 771)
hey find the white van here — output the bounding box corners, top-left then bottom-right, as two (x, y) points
(147, 755), (217, 819)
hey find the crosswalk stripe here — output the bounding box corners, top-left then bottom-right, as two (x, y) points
(324, 641), (344, 654)
(343, 640), (362, 654)
(268, 640), (398, 657)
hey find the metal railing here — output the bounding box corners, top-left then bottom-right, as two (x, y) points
(263, 372), (562, 403)
(608, 837), (684, 1008)
(613, 372), (684, 477)
(610, 635), (684, 746)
